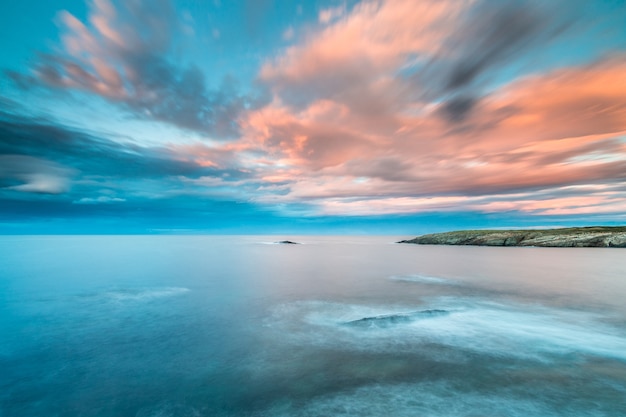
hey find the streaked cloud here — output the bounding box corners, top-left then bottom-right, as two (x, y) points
(420, 0), (579, 122)
(1, 0), (625, 232)
(0, 154), (74, 194)
(11, 0), (255, 139)
(74, 196), (126, 204)
(260, 0), (464, 111)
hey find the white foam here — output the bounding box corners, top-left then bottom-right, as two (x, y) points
(266, 298), (626, 361)
(105, 287), (190, 302)
(410, 299), (626, 360)
(389, 274), (456, 285)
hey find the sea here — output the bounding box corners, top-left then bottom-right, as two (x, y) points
(1, 235), (625, 416)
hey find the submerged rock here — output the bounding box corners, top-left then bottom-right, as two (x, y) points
(398, 226), (626, 248)
(276, 240), (299, 245)
(344, 309), (449, 328)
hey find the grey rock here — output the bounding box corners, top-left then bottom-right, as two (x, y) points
(398, 226), (626, 248)
(344, 309), (450, 328)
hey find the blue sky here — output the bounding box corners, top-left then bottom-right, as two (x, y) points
(1, 0), (626, 234)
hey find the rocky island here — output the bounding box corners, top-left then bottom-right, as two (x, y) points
(398, 226), (626, 247)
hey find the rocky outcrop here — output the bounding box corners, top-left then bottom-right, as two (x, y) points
(398, 226), (626, 247)
(344, 309), (449, 328)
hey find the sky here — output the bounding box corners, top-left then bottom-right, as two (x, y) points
(1, 0), (625, 234)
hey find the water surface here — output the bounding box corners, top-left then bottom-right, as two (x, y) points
(1, 236), (625, 416)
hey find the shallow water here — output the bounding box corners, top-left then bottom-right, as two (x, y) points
(1, 235), (625, 416)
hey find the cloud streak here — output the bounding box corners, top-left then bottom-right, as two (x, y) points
(241, 0), (626, 218)
(2, 0), (626, 231)
(422, 0), (577, 121)
(0, 154), (74, 194)
(13, 0), (257, 138)
(0, 107), (261, 212)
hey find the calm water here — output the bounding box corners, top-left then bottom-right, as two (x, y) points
(1, 235), (625, 416)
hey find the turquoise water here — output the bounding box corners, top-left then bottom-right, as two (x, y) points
(1, 236), (625, 416)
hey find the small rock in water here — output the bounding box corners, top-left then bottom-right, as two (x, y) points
(345, 309), (449, 328)
(277, 240), (299, 244)
(347, 313), (414, 328)
(418, 309), (449, 316)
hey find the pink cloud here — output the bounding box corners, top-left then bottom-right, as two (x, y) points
(484, 56), (626, 141)
(241, 49), (626, 216)
(260, 0), (466, 109)
(23, 0), (247, 137)
(14, 0), (626, 219)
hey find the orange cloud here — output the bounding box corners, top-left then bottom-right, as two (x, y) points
(26, 0), (626, 218)
(260, 0), (467, 111)
(242, 49), (626, 216)
(489, 56), (626, 141)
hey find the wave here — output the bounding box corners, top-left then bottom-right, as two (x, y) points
(389, 274), (456, 285)
(266, 298), (626, 361)
(104, 287), (190, 302)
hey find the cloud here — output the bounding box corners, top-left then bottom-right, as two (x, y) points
(13, 0), (254, 138)
(241, 0), (626, 219)
(0, 106), (264, 217)
(311, 184), (626, 217)
(485, 56), (626, 141)
(244, 52), (626, 216)
(260, 0), (466, 110)
(73, 196), (126, 204)
(0, 108), (244, 181)
(3, 0), (626, 226)
(419, 0), (578, 122)
(0, 108), (280, 229)
(260, 0), (583, 122)
(0, 154), (74, 194)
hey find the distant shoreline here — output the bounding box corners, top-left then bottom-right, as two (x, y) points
(398, 226), (626, 248)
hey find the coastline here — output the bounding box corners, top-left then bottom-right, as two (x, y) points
(398, 226), (626, 247)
